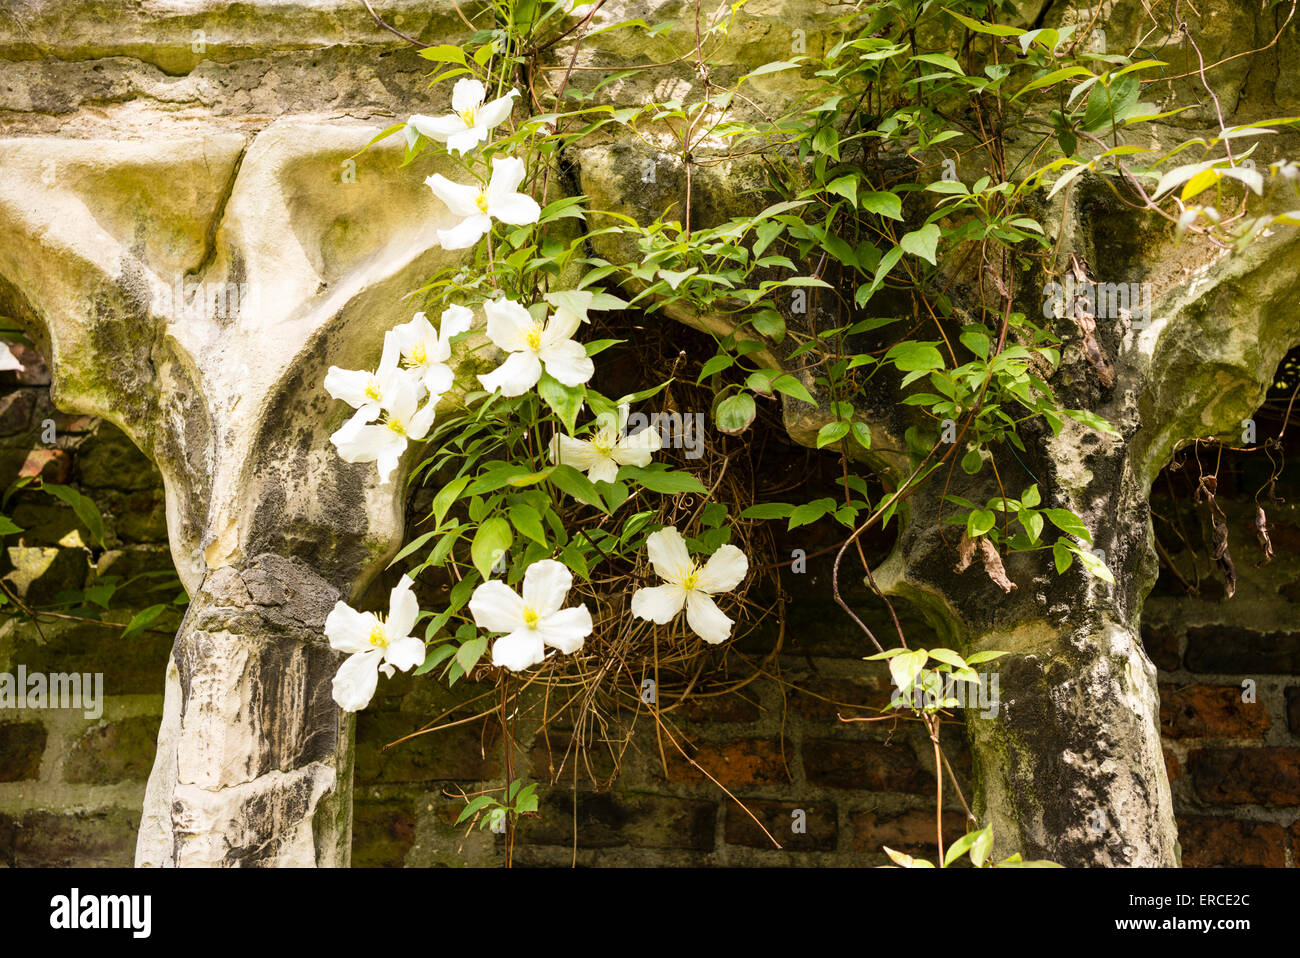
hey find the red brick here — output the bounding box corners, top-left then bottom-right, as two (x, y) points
(787, 676), (893, 722)
(1177, 816), (1287, 867)
(679, 691), (762, 723)
(0, 721), (46, 782)
(805, 738), (932, 793)
(851, 808), (967, 859)
(518, 791), (716, 851)
(354, 712), (500, 784)
(1188, 748), (1300, 805)
(724, 799), (837, 851)
(64, 715), (162, 785)
(19, 448), (69, 483)
(664, 738), (790, 787)
(351, 800), (417, 868)
(1141, 623), (1181, 672)
(1164, 747), (1182, 782)
(1159, 683), (1270, 739)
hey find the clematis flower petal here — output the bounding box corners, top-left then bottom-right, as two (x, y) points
(386, 575), (419, 640)
(425, 174), (483, 218)
(586, 457), (620, 484)
(478, 350), (542, 397)
(544, 305), (583, 344)
(470, 579), (526, 634)
(384, 636), (427, 673)
(695, 544), (748, 594)
(631, 583), (688, 624)
(489, 191), (541, 225)
(483, 298), (535, 352)
(521, 559), (572, 617)
(538, 338), (594, 387)
(477, 91), (518, 130)
(421, 363), (455, 397)
(486, 156), (527, 198)
(645, 527), (690, 583)
(325, 602), (380, 654)
(437, 214), (492, 250)
(684, 591), (734, 644)
(537, 605), (592, 653)
(440, 303), (475, 343)
(408, 113), (468, 142)
(610, 426), (661, 467)
(323, 367), (379, 414)
(374, 436), (407, 486)
(407, 400), (438, 441)
(446, 128), (488, 156)
(451, 77), (486, 114)
(550, 434), (603, 473)
(492, 630), (547, 671)
(332, 650), (382, 712)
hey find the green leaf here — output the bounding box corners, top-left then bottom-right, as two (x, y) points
(537, 371), (584, 435)
(900, 224), (941, 266)
(859, 191), (904, 220)
(927, 648), (969, 670)
(122, 604), (167, 638)
(455, 794), (497, 825)
(507, 504), (547, 547)
(967, 509), (996, 538)
(431, 475), (472, 527)
(826, 174), (859, 203)
(715, 393), (757, 435)
(1070, 542), (1115, 584)
(550, 464), (610, 510)
(771, 374), (815, 405)
(1061, 408), (1121, 436)
(418, 44), (468, 64)
(41, 483), (104, 547)
(816, 421), (850, 449)
(471, 518), (513, 580)
(741, 502), (795, 520)
(1042, 508), (1092, 544)
(1053, 539), (1074, 573)
(888, 649), (929, 695)
(619, 465), (707, 495)
(886, 341), (944, 372)
(751, 309), (786, 341)
(456, 635), (488, 674)
(0, 515), (22, 535)
(944, 826), (988, 866)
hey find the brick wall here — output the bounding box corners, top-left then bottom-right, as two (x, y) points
(3, 344), (1297, 867)
(1143, 465), (1300, 867)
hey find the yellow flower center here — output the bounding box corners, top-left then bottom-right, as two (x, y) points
(408, 343), (428, 366)
(459, 106), (478, 128)
(367, 622), (388, 648)
(364, 379), (382, 402)
(680, 562), (701, 591)
(475, 191), (490, 213)
(386, 417), (407, 436)
(522, 607), (540, 628)
(524, 324), (543, 350)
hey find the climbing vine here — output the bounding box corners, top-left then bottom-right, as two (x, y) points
(319, 0), (1300, 866)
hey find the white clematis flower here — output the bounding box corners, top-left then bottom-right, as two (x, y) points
(323, 331), (409, 425)
(425, 156), (541, 250)
(406, 79), (519, 156)
(631, 526), (748, 644)
(1, 342), (22, 372)
(325, 575), (426, 712)
(330, 371), (436, 485)
(469, 559), (594, 671)
(391, 304), (473, 396)
(549, 404), (661, 484)
(476, 297), (594, 397)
